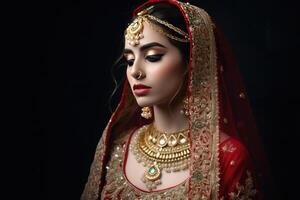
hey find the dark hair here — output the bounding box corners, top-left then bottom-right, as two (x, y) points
(134, 2), (190, 64)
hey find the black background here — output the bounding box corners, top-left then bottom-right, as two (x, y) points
(23, 0), (300, 199)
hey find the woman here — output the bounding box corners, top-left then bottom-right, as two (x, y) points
(81, 0), (269, 199)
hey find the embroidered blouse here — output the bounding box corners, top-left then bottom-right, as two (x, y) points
(100, 128), (259, 200)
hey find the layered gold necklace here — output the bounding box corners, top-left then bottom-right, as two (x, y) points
(130, 123), (190, 191)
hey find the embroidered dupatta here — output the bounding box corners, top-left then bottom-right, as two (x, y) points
(81, 1), (269, 199)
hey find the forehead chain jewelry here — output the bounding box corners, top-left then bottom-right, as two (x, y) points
(125, 5), (189, 46)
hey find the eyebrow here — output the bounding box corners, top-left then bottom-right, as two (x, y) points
(124, 42), (166, 54)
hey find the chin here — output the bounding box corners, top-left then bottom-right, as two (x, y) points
(135, 95), (170, 108)
(134, 95), (161, 107)
(135, 98), (153, 107)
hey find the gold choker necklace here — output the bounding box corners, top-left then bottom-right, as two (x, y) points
(130, 124), (190, 191)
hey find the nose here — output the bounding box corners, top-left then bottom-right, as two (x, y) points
(130, 59), (145, 80)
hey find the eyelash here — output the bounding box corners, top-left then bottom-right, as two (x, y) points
(146, 54), (164, 62)
(126, 59), (134, 66)
(126, 54), (164, 67)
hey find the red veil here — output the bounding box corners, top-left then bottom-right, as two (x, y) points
(81, 0), (270, 199)
(215, 24), (271, 192)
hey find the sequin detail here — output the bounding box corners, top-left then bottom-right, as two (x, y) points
(101, 142), (189, 199)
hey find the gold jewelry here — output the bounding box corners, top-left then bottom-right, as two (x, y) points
(125, 6), (189, 46)
(141, 107), (152, 119)
(144, 15), (189, 42)
(180, 96), (190, 116)
(137, 71), (143, 79)
(130, 124), (190, 191)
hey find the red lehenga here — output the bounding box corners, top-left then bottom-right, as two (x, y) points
(95, 128), (259, 199)
(81, 0), (270, 199)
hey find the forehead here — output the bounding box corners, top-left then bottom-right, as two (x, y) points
(124, 22), (172, 50)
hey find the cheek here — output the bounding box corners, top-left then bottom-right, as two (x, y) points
(155, 65), (178, 78)
(152, 57), (183, 84)
(150, 60), (184, 92)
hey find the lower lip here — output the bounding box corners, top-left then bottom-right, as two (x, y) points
(134, 88), (151, 95)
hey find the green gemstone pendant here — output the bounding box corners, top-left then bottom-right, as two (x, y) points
(145, 162), (161, 181)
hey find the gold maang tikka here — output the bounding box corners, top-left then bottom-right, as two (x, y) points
(125, 5), (190, 46)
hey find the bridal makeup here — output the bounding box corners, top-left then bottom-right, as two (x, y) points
(124, 22), (186, 107)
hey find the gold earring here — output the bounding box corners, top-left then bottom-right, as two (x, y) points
(180, 97), (189, 116)
(141, 107), (152, 119)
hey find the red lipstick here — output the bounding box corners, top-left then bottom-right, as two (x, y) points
(133, 83), (152, 95)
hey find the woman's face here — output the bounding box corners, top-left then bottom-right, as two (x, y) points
(124, 22), (186, 107)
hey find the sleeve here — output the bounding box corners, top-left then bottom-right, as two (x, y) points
(219, 138), (261, 200)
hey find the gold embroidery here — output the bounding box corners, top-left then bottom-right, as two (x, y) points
(83, 1), (222, 199)
(81, 128), (108, 200)
(228, 171), (257, 200)
(222, 143), (237, 153)
(230, 160), (236, 166)
(179, 2), (220, 199)
(101, 142), (189, 199)
(239, 92), (246, 99)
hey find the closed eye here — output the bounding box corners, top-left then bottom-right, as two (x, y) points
(126, 59), (134, 66)
(145, 54), (164, 62)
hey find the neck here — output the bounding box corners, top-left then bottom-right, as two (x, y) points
(152, 103), (189, 133)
